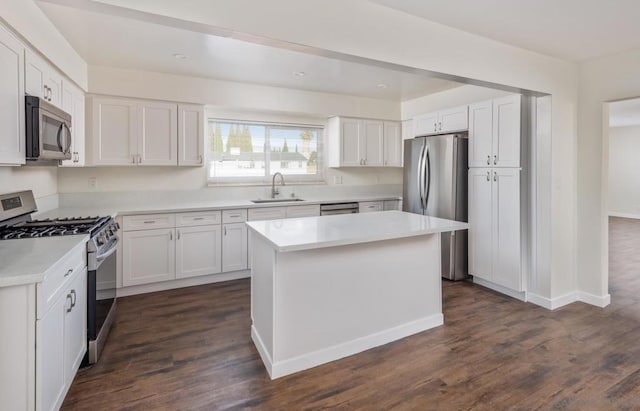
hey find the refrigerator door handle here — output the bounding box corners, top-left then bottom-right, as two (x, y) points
(417, 142), (426, 209)
(424, 145), (431, 210)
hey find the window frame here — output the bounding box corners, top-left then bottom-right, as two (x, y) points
(206, 119), (325, 185)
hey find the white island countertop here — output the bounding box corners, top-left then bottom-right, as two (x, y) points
(246, 210), (468, 252)
(0, 235), (88, 287)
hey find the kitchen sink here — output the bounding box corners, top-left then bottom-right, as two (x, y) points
(251, 198), (305, 203)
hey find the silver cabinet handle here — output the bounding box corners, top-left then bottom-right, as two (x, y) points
(494, 171), (497, 182)
(177, 230), (180, 240)
(228, 214), (240, 218)
(143, 220), (155, 224)
(494, 155), (497, 165)
(486, 171), (490, 181)
(224, 226), (227, 236)
(169, 231), (173, 241)
(487, 155), (490, 165)
(433, 123), (437, 132)
(70, 289), (76, 308)
(137, 154), (142, 164)
(199, 154), (203, 164)
(193, 217), (205, 221)
(438, 122), (442, 131)
(64, 268), (73, 277)
(66, 293), (73, 313)
(132, 155), (136, 164)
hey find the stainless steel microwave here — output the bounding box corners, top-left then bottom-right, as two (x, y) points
(25, 95), (72, 162)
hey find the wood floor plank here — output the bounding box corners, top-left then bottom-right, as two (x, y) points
(61, 218), (640, 410)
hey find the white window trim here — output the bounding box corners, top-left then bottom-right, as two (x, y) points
(206, 119), (325, 185)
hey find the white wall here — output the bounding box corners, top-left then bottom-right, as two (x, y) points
(608, 126), (640, 218)
(578, 48), (640, 301)
(401, 85), (512, 120)
(0, 0), (87, 89)
(0, 167), (57, 199)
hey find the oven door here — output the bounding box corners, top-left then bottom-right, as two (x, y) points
(86, 240), (117, 364)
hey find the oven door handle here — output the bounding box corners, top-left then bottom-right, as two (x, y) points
(95, 240), (118, 265)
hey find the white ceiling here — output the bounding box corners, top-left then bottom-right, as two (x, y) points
(609, 99), (640, 127)
(36, 1), (461, 101)
(369, 0), (640, 62)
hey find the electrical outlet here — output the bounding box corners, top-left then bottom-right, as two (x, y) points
(88, 177), (97, 190)
(333, 175), (343, 184)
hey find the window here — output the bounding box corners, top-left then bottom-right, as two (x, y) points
(207, 120), (322, 183)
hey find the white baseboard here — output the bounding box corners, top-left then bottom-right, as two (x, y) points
(576, 291), (611, 307)
(472, 277), (527, 302)
(117, 270), (250, 297)
(252, 314), (444, 380)
(609, 212), (640, 219)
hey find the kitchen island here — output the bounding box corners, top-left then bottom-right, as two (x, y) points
(246, 210), (468, 379)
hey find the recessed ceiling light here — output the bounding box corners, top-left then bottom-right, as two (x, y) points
(293, 71), (306, 77)
(173, 53), (187, 60)
(377, 83), (388, 89)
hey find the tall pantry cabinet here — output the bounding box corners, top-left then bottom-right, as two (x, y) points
(468, 95), (525, 293)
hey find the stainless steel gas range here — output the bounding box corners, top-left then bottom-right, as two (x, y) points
(0, 190), (118, 365)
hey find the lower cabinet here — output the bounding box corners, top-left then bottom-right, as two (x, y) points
(222, 223), (248, 272)
(359, 201), (384, 213)
(37, 265), (87, 411)
(468, 168), (522, 291)
(122, 228), (176, 287)
(176, 225), (222, 279)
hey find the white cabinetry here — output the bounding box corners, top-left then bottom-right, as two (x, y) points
(328, 117), (401, 167)
(90, 97), (198, 166)
(248, 207), (286, 221)
(0, 26), (25, 165)
(285, 204), (320, 218)
(176, 225), (222, 279)
(359, 201), (384, 213)
(122, 228), (175, 286)
(469, 95), (521, 168)
(178, 104), (205, 166)
(383, 200), (401, 211)
(468, 168), (522, 291)
(413, 105), (468, 136)
(61, 82), (85, 166)
(25, 49), (63, 108)
(222, 209), (248, 272)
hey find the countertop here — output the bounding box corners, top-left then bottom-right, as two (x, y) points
(0, 235), (88, 287)
(246, 210), (469, 252)
(35, 195), (401, 220)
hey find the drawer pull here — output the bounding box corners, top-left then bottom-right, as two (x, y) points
(229, 214), (240, 218)
(193, 217), (205, 220)
(143, 221), (155, 224)
(64, 269), (73, 277)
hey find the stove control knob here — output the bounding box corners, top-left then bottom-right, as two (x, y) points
(97, 234), (106, 245)
(114, 222), (120, 230)
(107, 228), (114, 236)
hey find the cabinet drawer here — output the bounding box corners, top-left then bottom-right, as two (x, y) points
(286, 204), (320, 218)
(123, 214), (175, 231)
(37, 242), (86, 319)
(222, 209), (247, 224)
(176, 211), (221, 227)
(359, 201), (384, 213)
(248, 207), (286, 221)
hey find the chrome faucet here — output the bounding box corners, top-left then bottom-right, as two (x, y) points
(271, 172), (285, 198)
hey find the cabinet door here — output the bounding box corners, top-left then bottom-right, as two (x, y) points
(286, 204), (320, 218)
(468, 168), (493, 281)
(438, 105), (468, 133)
(340, 118), (362, 166)
(468, 100), (493, 167)
(64, 268), (87, 387)
(92, 97), (138, 165)
(138, 102), (178, 165)
(383, 200), (400, 211)
(36, 293), (66, 411)
(176, 225), (222, 279)
(492, 169), (521, 290)
(123, 228), (175, 286)
(383, 121), (402, 167)
(413, 112), (438, 136)
(0, 27), (25, 165)
(222, 223), (248, 272)
(493, 95), (521, 167)
(363, 120), (384, 166)
(24, 49), (45, 99)
(178, 104), (204, 166)
(46, 71), (63, 108)
(61, 83), (86, 167)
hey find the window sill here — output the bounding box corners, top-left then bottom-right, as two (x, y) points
(206, 180), (328, 188)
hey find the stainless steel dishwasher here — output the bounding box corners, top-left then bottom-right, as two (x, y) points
(320, 202), (359, 216)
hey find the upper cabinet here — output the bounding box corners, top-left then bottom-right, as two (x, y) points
(25, 49), (63, 109)
(0, 26), (25, 165)
(469, 95), (521, 168)
(178, 104), (205, 166)
(413, 105), (468, 137)
(327, 117), (401, 168)
(89, 96), (203, 167)
(61, 82), (85, 166)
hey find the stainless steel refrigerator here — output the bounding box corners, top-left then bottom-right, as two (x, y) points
(403, 133), (468, 280)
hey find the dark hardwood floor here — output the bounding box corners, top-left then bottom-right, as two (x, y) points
(62, 219), (640, 410)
